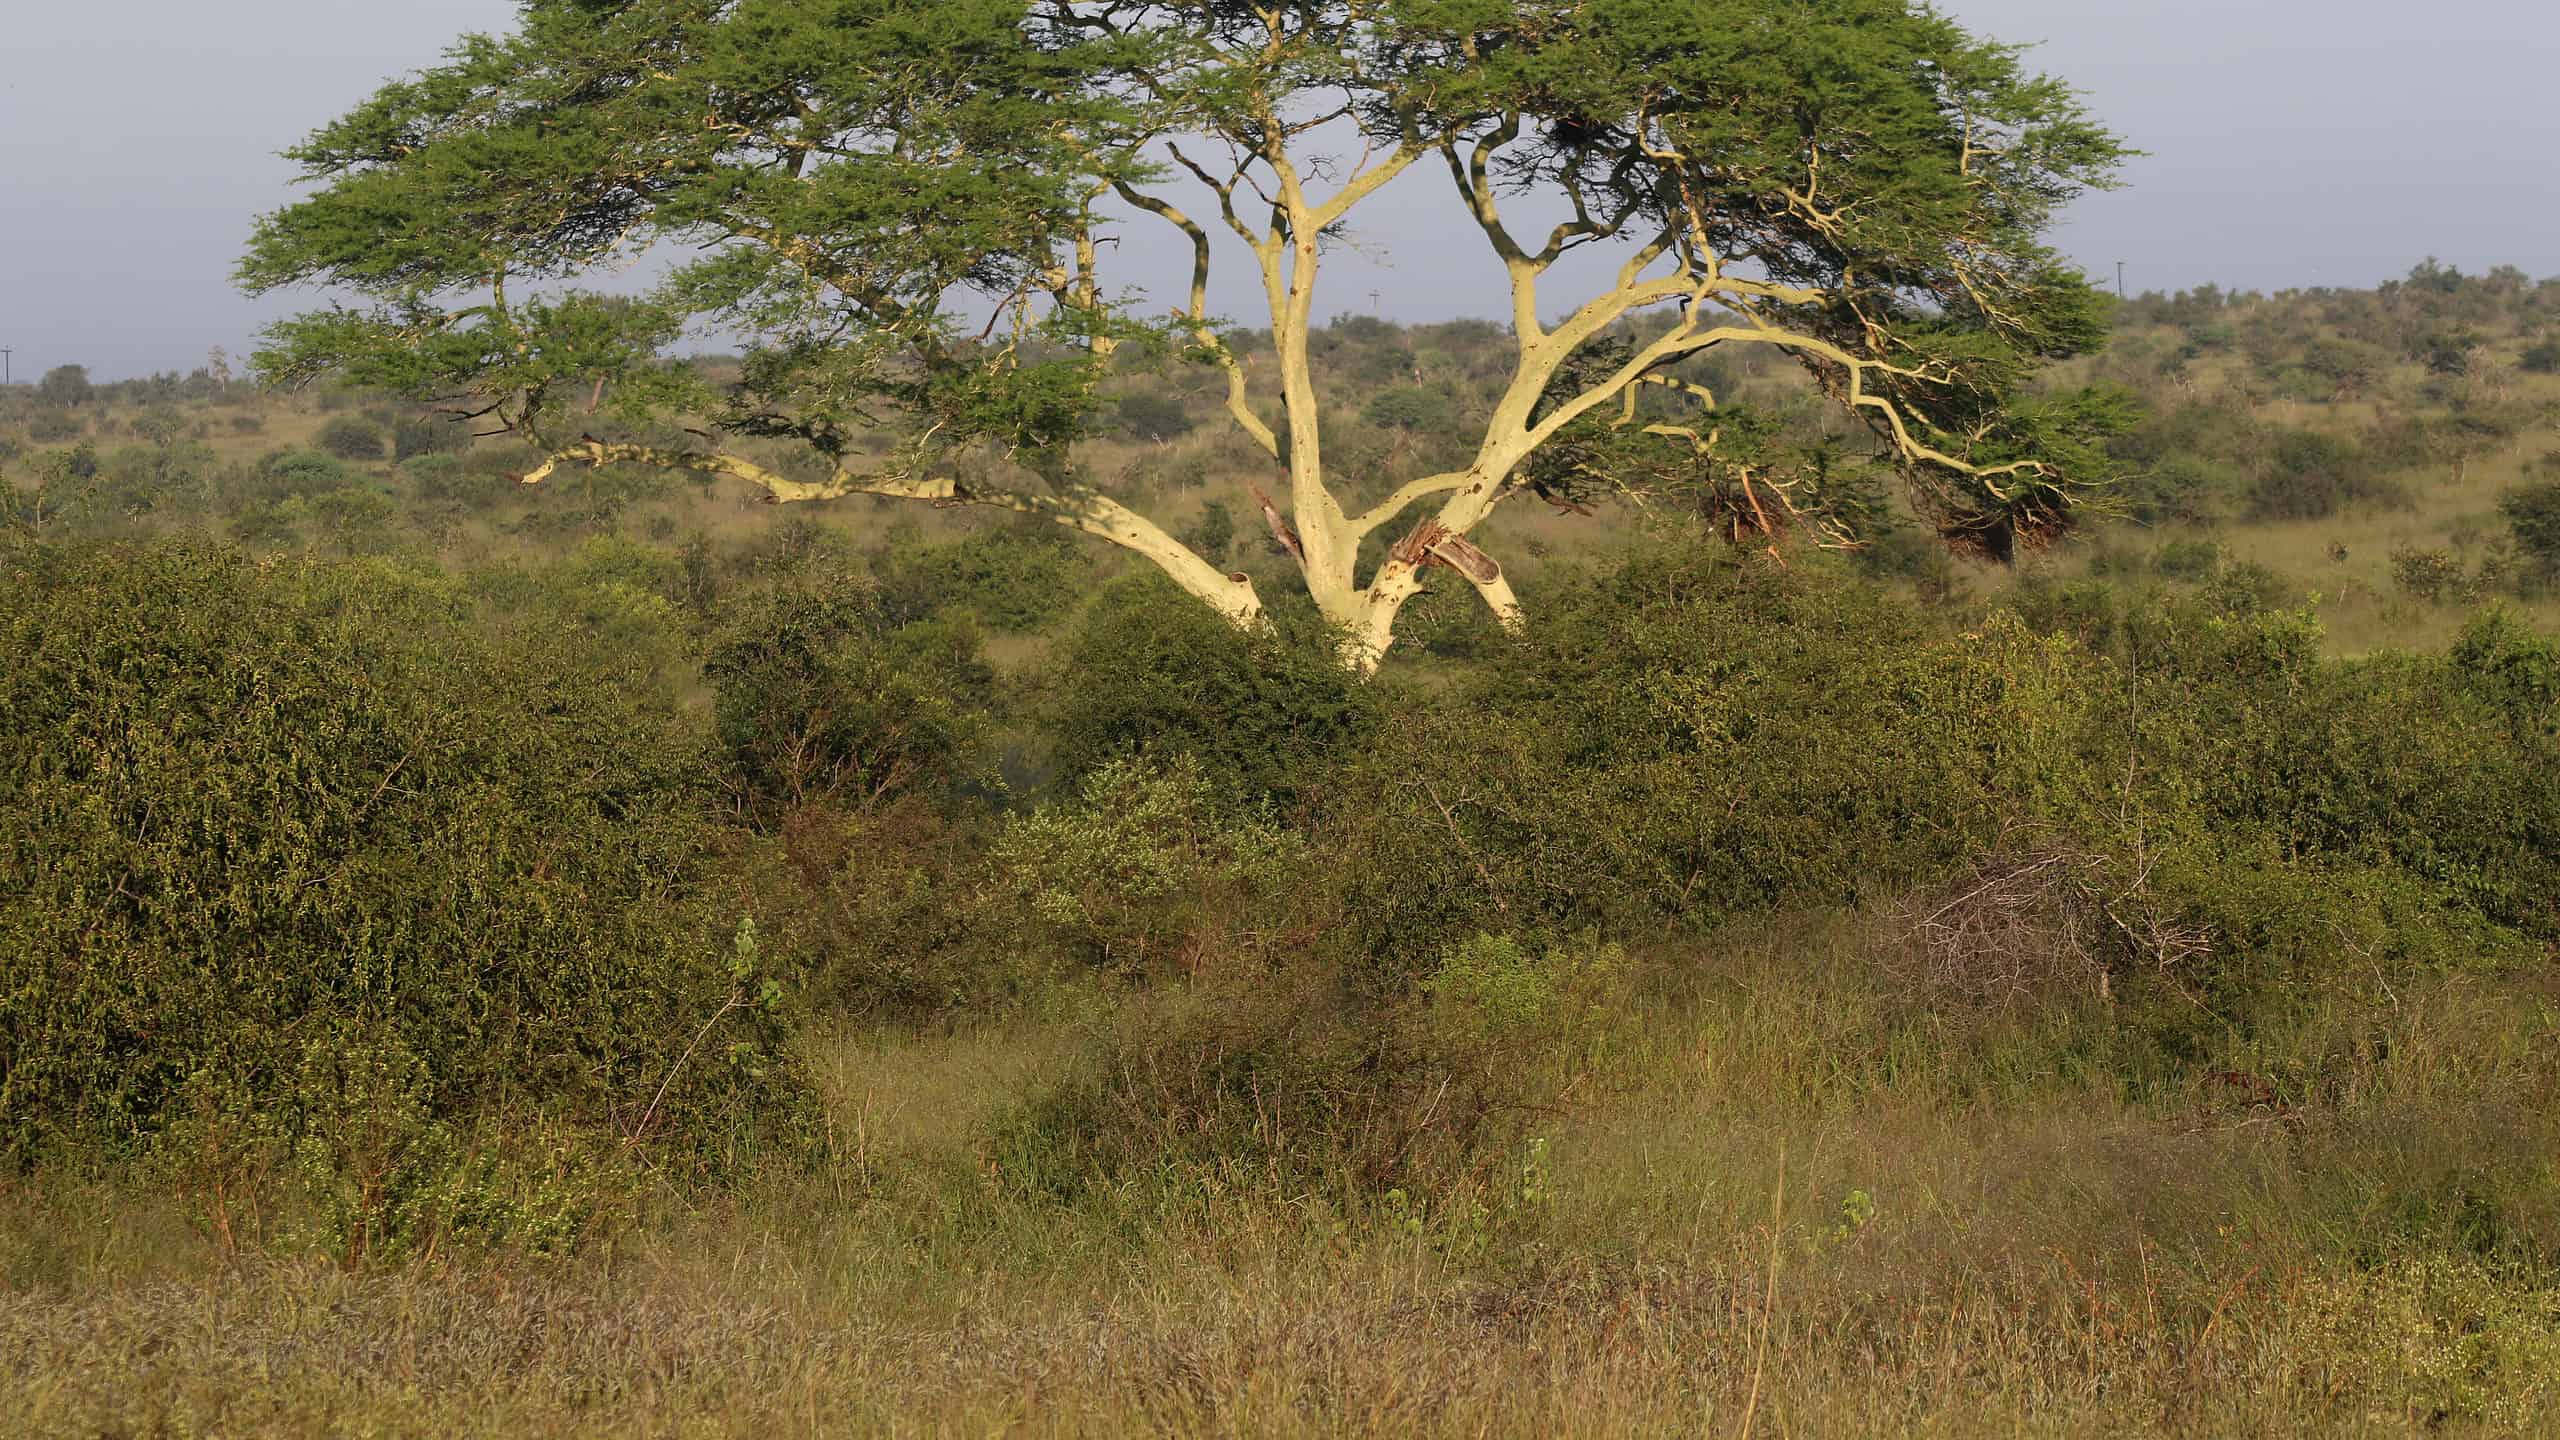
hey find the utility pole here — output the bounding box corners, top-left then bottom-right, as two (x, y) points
(2115, 261), (2126, 299)
(1, 349), (12, 386)
(1368, 288), (1381, 313)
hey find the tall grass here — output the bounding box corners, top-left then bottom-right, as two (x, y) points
(10, 906), (2556, 1437)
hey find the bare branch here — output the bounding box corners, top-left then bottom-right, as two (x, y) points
(522, 439), (1267, 624)
(1114, 180), (1282, 461)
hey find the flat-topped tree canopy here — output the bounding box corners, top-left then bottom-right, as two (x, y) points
(242, 0), (2128, 672)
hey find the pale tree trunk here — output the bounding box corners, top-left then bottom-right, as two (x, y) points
(519, 440), (1267, 629)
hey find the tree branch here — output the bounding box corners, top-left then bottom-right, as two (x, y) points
(1113, 180), (1282, 461)
(522, 439), (1267, 623)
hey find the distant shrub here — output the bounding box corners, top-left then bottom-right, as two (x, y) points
(227, 504), (300, 547)
(315, 414), (389, 461)
(993, 920), (1628, 1195)
(1177, 498), (1236, 565)
(2500, 479), (2560, 576)
(1323, 552), (2048, 956)
(2248, 429), (2397, 521)
(252, 448), (357, 503)
(393, 412), (471, 461)
(306, 485), (399, 548)
(0, 542), (811, 1222)
(1361, 384), (1460, 435)
(1393, 572), (1507, 659)
(401, 451), (519, 510)
(2199, 559), (2301, 617)
(2522, 339), (2560, 376)
(26, 411), (81, 443)
(2296, 336), (2387, 395)
(1115, 391), (1196, 442)
(2391, 545), (2473, 604)
(2154, 536), (2224, 579)
(873, 522), (1090, 632)
(36, 365), (93, 408)
(2420, 330), (2477, 377)
(228, 413), (266, 435)
(1852, 525), (1961, 598)
(2004, 575), (2120, 651)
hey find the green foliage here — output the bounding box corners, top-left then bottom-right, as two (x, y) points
(2391, 544), (2473, 604)
(1361, 384), (1459, 436)
(2115, 603), (2560, 952)
(2420, 329), (2478, 377)
(703, 580), (989, 820)
(1114, 391), (1196, 443)
(2248, 428), (2396, 521)
(1414, 933), (1624, 1137)
(251, 448), (356, 502)
(239, 0), (1157, 476)
(242, 0), (2126, 634)
(991, 756), (1310, 977)
(872, 521), (1090, 632)
(2522, 338), (2560, 375)
(1326, 551), (2055, 954)
(400, 451), (511, 510)
(37, 365), (92, 408)
(393, 412), (471, 461)
(0, 541), (812, 1191)
(1177, 498), (1236, 566)
(316, 413), (390, 462)
(1048, 572), (1381, 808)
(2499, 477), (2560, 576)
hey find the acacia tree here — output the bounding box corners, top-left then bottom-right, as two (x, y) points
(242, 0), (2125, 672)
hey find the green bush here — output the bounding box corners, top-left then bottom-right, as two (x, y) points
(2391, 545), (2473, 604)
(392, 413), (470, 461)
(0, 542), (811, 1204)
(2248, 429), (2396, 521)
(1361, 384), (1460, 435)
(1114, 391), (1196, 443)
(2119, 604), (2560, 948)
(316, 414), (390, 462)
(991, 756), (1310, 977)
(1047, 571), (1381, 809)
(703, 580), (990, 820)
(872, 522), (1090, 632)
(1177, 499), (1236, 565)
(248, 448), (357, 504)
(1323, 551), (2062, 956)
(2153, 537), (2223, 579)
(2500, 478), (2560, 576)
(991, 922), (1628, 1196)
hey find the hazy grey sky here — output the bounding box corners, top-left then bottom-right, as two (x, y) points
(4, 1), (2555, 380)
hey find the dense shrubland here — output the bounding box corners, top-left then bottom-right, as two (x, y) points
(7, 266), (2560, 1431)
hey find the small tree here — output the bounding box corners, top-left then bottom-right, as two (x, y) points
(37, 365), (92, 409)
(316, 413), (389, 462)
(2501, 477), (2560, 577)
(243, 0), (2124, 672)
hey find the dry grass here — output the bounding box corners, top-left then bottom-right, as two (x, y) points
(9, 913), (2558, 1438)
